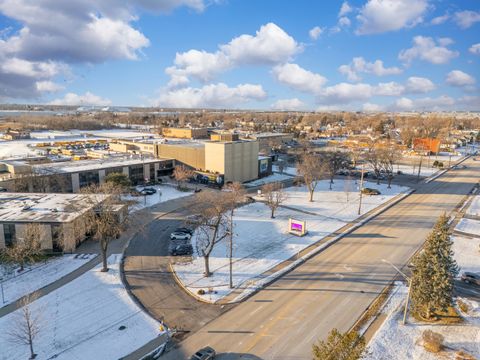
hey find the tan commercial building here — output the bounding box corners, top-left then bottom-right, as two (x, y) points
(244, 133), (294, 152)
(156, 139), (259, 183)
(0, 193), (125, 252)
(162, 127), (208, 139)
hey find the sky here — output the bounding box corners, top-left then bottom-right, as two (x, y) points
(0, 0), (479, 112)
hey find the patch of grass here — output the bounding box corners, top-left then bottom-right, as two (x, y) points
(413, 306), (463, 324)
(422, 330), (444, 353)
(455, 350), (476, 360)
(457, 299), (469, 314)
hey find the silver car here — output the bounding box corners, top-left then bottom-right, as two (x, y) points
(190, 347), (216, 360)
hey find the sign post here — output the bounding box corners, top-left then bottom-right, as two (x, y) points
(288, 219), (307, 236)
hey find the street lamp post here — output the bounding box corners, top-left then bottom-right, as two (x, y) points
(382, 259), (411, 325)
(357, 163), (365, 216)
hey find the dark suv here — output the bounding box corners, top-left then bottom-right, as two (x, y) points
(170, 244), (193, 256)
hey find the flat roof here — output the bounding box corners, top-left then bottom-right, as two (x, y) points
(33, 156), (173, 175)
(0, 193), (103, 223)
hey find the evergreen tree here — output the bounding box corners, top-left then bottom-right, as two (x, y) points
(312, 328), (365, 360)
(411, 214), (458, 319)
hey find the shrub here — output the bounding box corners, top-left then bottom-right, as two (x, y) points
(197, 289), (205, 295)
(422, 330), (444, 353)
(361, 188), (381, 195)
(457, 299), (469, 313)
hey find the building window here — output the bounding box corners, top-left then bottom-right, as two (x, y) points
(129, 165), (144, 185)
(51, 224), (62, 251)
(3, 224), (16, 247)
(149, 164), (155, 181)
(79, 171), (100, 188)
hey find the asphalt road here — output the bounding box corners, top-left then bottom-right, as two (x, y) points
(159, 158), (480, 360)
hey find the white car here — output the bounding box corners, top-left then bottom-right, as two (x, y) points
(170, 231), (191, 240)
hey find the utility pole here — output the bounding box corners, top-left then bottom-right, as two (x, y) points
(382, 259), (411, 325)
(358, 163), (365, 215)
(417, 153), (423, 182)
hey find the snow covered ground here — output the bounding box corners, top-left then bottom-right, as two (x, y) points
(452, 235), (480, 275)
(173, 180), (408, 303)
(123, 184), (193, 212)
(0, 254), (96, 307)
(244, 173), (294, 187)
(455, 218), (480, 237)
(366, 230), (480, 359)
(272, 165), (297, 176)
(466, 195), (480, 218)
(0, 255), (163, 360)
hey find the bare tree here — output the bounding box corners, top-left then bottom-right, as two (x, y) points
(324, 150), (351, 190)
(81, 183), (128, 272)
(191, 191), (230, 277)
(365, 141), (382, 185)
(173, 165), (195, 190)
(344, 174), (353, 203)
(379, 142), (402, 188)
(3, 224), (42, 272)
(7, 294), (41, 359)
(261, 182), (288, 218)
(297, 153), (327, 202)
(224, 182), (245, 288)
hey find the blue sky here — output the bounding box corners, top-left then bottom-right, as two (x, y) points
(0, 0), (479, 111)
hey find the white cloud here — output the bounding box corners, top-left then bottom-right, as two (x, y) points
(437, 37), (454, 47)
(431, 14), (449, 25)
(166, 23), (301, 84)
(399, 36), (459, 64)
(317, 82), (373, 104)
(363, 102), (383, 112)
(374, 82), (405, 96)
(272, 63), (327, 94)
(391, 95), (455, 111)
(453, 10), (480, 29)
(35, 81), (64, 92)
(155, 83), (267, 108)
(356, 0), (428, 35)
(469, 43), (480, 55)
(339, 2), (353, 17)
(404, 76), (435, 93)
(0, 0), (213, 100)
(446, 70), (476, 87)
(309, 26), (323, 40)
(338, 16), (351, 27)
(338, 57), (402, 82)
(49, 92), (112, 106)
(271, 98), (305, 111)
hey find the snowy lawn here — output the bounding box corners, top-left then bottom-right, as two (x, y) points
(272, 165), (298, 176)
(0, 254), (96, 307)
(244, 173), (294, 187)
(123, 184), (193, 212)
(0, 255), (163, 360)
(452, 235), (480, 275)
(366, 285), (480, 360)
(455, 218), (480, 237)
(466, 195), (480, 218)
(173, 180), (408, 303)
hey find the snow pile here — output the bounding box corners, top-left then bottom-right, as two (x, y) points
(0, 255), (163, 360)
(0, 254), (96, 307)
(455, 218), (480, 237)
(123, 184), (192, 212)
(173, 180), (408, 302)
(466, 195), (480, 218)
(244, 173), (293, 187)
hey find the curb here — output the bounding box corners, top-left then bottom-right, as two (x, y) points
(168, 262), (219, 305)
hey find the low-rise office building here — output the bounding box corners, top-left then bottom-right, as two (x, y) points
(0, 193), (121, 252)
(162, 127), (208, 139)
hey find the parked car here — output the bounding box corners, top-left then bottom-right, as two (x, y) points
(170, 244), (193, 256)
(0, 187), (7, 192)
(170, 232), (191, 241)
(175, 227), (193, 235)
(461, 272), (480, 285)
(140, 187), (157, 195)
(190, 347), (216, 360)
